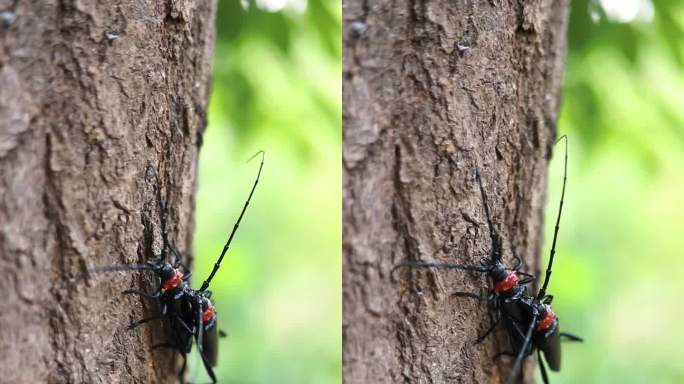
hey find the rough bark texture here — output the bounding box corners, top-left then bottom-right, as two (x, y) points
(343, 1), (568, 383)
(0, 1), (215, 383)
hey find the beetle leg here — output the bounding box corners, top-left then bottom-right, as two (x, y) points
(122, 289), (161, 300)
(504, 312), (538, 384)
(127, 315), (162, 330)
(475, 315), (500, 344)
(560, 332), (583, 342)
(538, 349), (549, 384)
(173, 313), (194, 334)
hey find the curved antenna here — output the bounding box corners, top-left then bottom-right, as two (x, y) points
(199, 150), (264, 292)
(475, 169), (502, 262)
(537, 135), (568, 300)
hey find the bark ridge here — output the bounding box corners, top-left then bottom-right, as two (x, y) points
(0, 1), (216, 382)
(343, 1), (569, 383)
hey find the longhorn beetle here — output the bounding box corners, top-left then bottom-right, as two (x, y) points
(93, 151), (264, 383)
(397, 136), (581, 383)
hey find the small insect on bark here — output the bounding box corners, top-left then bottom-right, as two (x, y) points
(396, 136), (582, 383)
(92, 151), (264, 384)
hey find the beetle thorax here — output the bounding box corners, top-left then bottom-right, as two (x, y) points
(161, 269), (184, 291)
(536, 304), (556, 331)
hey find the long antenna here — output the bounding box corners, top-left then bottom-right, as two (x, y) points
(199, 151), (264, 292)
(90, 263), (156, 274)
(475, 169), (502, 262)
(394, 260), (491, 273)
(537, 135), (568, 300)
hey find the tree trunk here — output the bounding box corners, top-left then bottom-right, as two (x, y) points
(0, 1), (215, 383)
(343, 1), (568, 383)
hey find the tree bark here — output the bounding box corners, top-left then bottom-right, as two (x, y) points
(343, 1), (568, 383)
(0, 1), (215, 383)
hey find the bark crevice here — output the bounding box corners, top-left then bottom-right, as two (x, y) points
(343, 1), (569, 383)
(0, 2), (216, 383)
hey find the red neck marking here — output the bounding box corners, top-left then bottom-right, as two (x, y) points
(537, 307), (556, 331)
(161, 270), (183, 291)
(494, 272), (519, 293)
(202, 302), (215, 323)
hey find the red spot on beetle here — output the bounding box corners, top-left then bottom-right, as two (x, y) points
(161, 270), (183, 291)
(494, 272), (519, 293)
(202, 302), (215, 323)
(537, 307), (556, 331)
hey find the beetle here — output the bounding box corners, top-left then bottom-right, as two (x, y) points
(94, 151), (264, 383)
(397, 136), (581, 383)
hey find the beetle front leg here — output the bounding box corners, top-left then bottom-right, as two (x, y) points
(122, 289), (161, 300)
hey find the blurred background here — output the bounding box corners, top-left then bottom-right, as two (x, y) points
(545, 0), (684, 383)
(189, 0), (340, 383)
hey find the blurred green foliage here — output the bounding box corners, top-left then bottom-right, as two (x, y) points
(191, 0), (684, 382)
(545, 1), (684, 382)
(190, 0), (340, 382)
